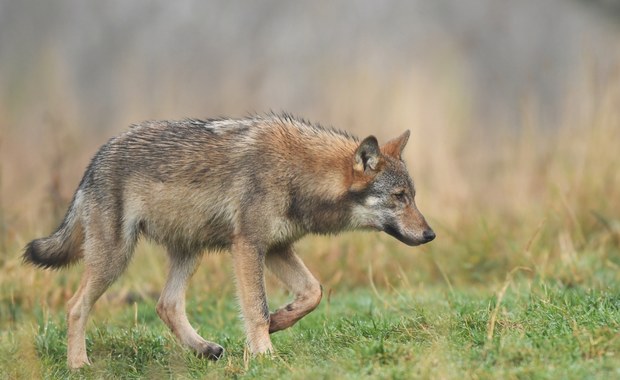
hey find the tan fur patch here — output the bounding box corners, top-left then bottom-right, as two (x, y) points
(381, 130), (410, 159)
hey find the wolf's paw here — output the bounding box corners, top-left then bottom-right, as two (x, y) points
(68, 356), (91, 370)
(196, 342), (225, 361)
(248, 339), (274, 357)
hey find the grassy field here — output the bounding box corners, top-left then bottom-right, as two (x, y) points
(1, 273), (619, 379)
(1, 65), (620, 378)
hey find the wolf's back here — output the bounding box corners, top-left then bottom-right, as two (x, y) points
(22, 114), (359, 267)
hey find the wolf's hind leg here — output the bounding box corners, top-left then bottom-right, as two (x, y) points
(156, 251), (224, 360)
(265, 246), (322, 333)
(66, 233), (134, 369)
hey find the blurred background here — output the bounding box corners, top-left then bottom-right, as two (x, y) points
(1, 0), (619, 296)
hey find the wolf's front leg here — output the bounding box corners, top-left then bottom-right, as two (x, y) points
(265, 246), (322, 333)
(231, 238), (273, 355)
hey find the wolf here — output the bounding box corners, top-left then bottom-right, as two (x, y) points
(23, 114), (435, 368)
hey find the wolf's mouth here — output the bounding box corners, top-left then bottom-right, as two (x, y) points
(382, 224), (421, 246)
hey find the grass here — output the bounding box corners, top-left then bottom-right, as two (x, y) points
(1, 50), (619, 379)
(1, 117), (619, 379)
(1, 272), (619, 379)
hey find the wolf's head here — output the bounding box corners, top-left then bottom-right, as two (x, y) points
(348, 131), (435, 246)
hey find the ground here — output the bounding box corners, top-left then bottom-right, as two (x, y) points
(1, 253), (619, 379)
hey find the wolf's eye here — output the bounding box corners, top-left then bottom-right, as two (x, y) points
(393, 191), (408, 203)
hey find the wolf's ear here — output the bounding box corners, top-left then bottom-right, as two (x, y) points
(354, 136), (381, 173)
(381, 130), (410, 159)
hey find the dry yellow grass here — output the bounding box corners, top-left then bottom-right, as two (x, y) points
(0, 63), (619, 318)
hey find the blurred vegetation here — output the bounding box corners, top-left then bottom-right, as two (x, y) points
(0, 0), (619, 322)
(0, 1), (619, 378)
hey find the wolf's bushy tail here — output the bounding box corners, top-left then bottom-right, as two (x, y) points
(23, 191), (84, 269)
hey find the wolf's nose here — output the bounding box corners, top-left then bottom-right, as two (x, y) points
(422, 229), (436, 242)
